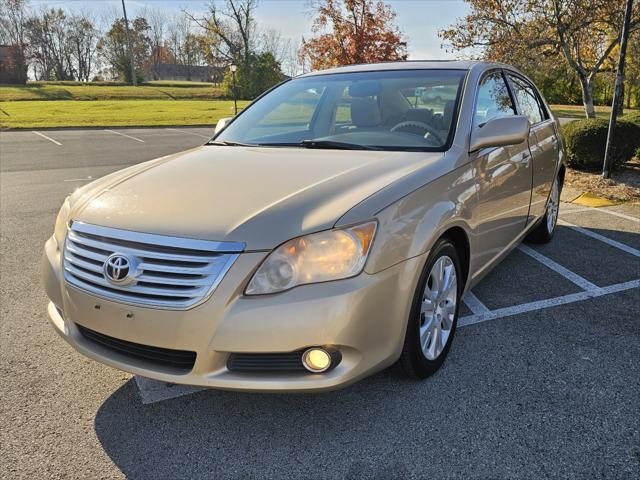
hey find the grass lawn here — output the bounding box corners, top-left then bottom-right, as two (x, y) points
(0, 100), (250, 129)
(549, 104), (640, 119)
(0, 83), (225, 101)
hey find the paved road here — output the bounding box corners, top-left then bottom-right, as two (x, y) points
(1, 128), (639, 479)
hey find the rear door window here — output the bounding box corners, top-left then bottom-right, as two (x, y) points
(507, 75), (546, 124)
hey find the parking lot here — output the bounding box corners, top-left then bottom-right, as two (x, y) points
(1, 128), (639, 479)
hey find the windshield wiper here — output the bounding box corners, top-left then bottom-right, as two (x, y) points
(298, 140), (380, 150)
(207, 139), (379, 150)
(206, 140), (256, 147)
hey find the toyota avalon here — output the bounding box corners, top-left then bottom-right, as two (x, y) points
(43, 61), (564, 391)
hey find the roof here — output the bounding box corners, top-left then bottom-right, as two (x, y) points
(297, 60), (498, 78)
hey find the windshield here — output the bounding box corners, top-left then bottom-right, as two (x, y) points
(214, 69), (467, 151)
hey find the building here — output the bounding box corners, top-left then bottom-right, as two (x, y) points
(146, 64), (225, 83)
(0, 45), (27, 84)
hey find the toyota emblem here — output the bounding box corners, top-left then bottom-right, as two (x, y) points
(103, 253), (137, 284)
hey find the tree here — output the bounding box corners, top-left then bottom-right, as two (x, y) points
(67, 14), (99, 82)
(625, 32), (640, 108)
(98, 17), (151, 82)
(222, 52), (284, 98)
(185, 0), (258, 68)
(0, 0), (29, 83)
(299, 0), (407, 71)
(25, 8), (76, 81)
(441, 0), (640, 118)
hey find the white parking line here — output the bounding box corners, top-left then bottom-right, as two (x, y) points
(459, 279), (639, 327)
(562, 205), (640, 223)
(462, 291), (491, 314)
(63, 176), (93, 182)
(166, 128), (211, 139)
(596, 208), (640, 223)
(559, 220), (640, 257)
(135, 376), (205, 404)
(32, 131), (62, 146)
(104, 129), (145, 143)
(517, 244), (598, 291)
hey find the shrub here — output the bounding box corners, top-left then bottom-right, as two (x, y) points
(561, 117), (640, 168)
(223, 53), (285, 100)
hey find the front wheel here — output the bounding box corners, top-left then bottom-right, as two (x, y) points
(399, 239), (462, 379)
(526, 176), (561, 244)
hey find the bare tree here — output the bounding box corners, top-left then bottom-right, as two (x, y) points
(26, 8), (77, 81)
(0, 0), (29, 83)
(67, 12), (99, 81)
(143, 6), (168, 69)
(184, 0), (258, 67)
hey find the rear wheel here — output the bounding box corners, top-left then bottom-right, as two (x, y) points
(526, 175), (561, 244)
(400, 239), (461, 379)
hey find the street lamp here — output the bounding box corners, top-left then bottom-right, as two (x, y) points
(230, 64), (238, 115)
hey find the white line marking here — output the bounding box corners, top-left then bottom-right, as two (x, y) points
(462, 291), (491, 314)
(559, 220), (640, 257)
(64, 176), (93, 182)
(590, 207), (640, 223)
(459, 279), (639, 327)
(562, 205), (640, 223)
(560, 206), (592, 215)
(104, 129), (145, 143)
(166, 128), (211, 139)
(517, 244), (598, 291)
(135, 376), (205, 404)
(32, 131), (61, 145)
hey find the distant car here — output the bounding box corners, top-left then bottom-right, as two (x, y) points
(43, 61), (564, 392)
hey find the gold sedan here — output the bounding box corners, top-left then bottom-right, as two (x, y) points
(43, 61), (564, 391)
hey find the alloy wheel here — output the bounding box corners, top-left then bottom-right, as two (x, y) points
(547, 180), (560, 234)
(419, 256), (458, 360)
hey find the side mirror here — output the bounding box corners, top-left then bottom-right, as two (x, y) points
(470, 115), (530, 152)
(214, 117), (233, 134)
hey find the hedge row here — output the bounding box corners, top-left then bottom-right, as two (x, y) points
(561, 112), (640, 168)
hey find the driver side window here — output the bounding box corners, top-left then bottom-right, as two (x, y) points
(474, 72), (516, 127)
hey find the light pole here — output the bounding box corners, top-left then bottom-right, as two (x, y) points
(230, 64), (238, 115)
(603, 0), (634, 178)
(121, 0), (137, 86)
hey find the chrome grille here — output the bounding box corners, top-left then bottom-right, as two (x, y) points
(63, 222), (243, 309)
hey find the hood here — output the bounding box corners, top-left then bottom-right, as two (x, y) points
(71, 146), (442, 250)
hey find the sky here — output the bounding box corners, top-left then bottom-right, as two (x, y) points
(28, 0), (471, 60)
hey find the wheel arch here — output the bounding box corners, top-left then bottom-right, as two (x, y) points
(440, 226), (471, 291)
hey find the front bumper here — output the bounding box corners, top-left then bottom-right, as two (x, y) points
(43, 235), (425, 392)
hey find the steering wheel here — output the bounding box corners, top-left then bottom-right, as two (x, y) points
(390, 120), (445, 145)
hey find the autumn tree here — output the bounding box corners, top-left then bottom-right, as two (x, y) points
(98, 17), (152, 83)
(299, 0), (407, 71)
(441, 0), (640, 118)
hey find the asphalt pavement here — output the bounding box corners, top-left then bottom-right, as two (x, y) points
(1, 127), (639, 479)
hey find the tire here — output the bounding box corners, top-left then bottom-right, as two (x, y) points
(526, 175), (561, 244)
(399, 238), (462, 379)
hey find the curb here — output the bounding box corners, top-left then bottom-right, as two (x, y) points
(572, 192), (619, 207)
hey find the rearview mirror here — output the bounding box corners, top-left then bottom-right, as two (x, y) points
(214, 117), (233, 134)
(470, 115), (530, 152)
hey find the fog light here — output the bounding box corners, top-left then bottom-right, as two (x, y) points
(302, 348), (332, 373)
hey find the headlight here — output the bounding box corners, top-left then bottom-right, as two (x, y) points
(245, 221), (377, 295)
(54, 197), (71, 246)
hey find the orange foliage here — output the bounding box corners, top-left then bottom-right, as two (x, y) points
(299, 0), (407, 71)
